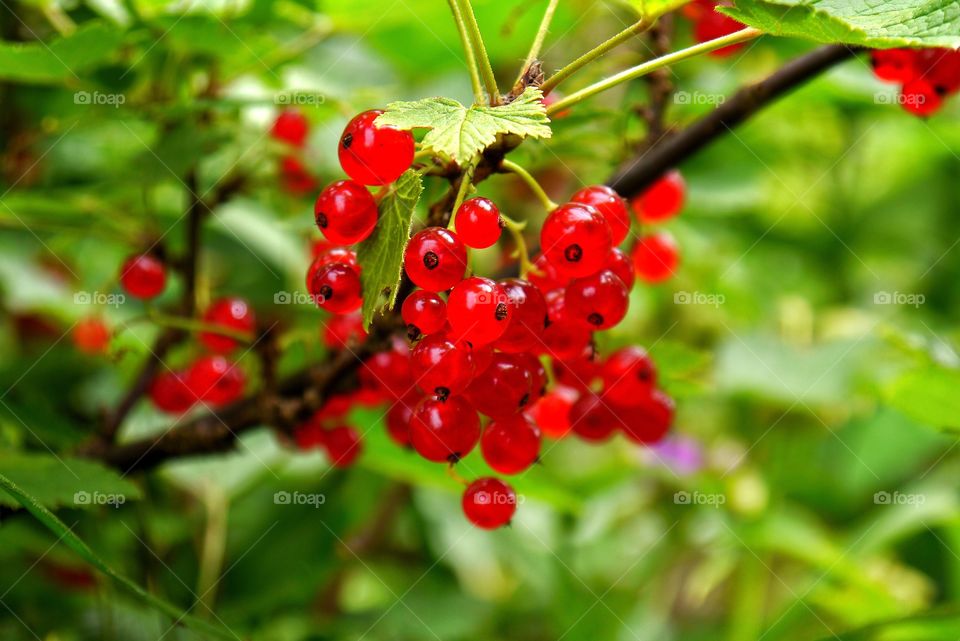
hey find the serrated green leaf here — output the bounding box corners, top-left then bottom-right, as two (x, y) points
(723, 0), (960, 48)
(375, 87), (552, 163)
(0, 452), (142, 509)
(0, 22), (125, 84)
(0, 472), (236, 640)
(885, 366), (960, 430)
(356, 170), (423, 328)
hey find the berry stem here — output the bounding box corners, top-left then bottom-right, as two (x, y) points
(546, 27), (762, 116)
(446, 462), (470, 486)
(500, 159), (558, 211)
(448, 159), (478, 230)
(500, 213), (536, 278)
(446, 0), (485, 103)
(456, 0), (500, 105)
(514, 0), (560, 89)
(539, 16), (654, 97)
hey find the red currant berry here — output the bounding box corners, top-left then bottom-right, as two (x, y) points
(316, 395), (354, 422)
(541, 318), (593, 361)
(693, 4), (745, 57)
(359, 342), (412, 400)
(401, 290), (447, 340)
(409, 396), (481, 463)
(314, 180), (378, 245)
(541, 91), (571, 118)
(279, 156), (317, 195)
(119, 254), (166, 300)
(632, 170), (685, 223)
(619, 389), (674, 445)
(526, 386), (579, 439)
(447, 277), (513, 346)
(324, 425), (363, 468)
(633, 232), (679, 283)
(528, 253), (568, 292)
(927, 49), (960, 94)
(540, 203), (612, 278)
(494, 279), (547, 353)
(338, 110), (414, 186)
(410, 333), (476, 399)
(602, 347), (657, 405)
(515, 351), (548, 404)
(553, 348), (601, 393)
(199, 297), (255, 353)
(571, 185), (631, 245)
(322, 312), (367, 349)
(271, 109), (309, 146)
(294, 414), (326, 450)
(404, 227), (468, 292)
(568, 393), (618, 442)
(307, 248), (359, 290)
(465, 352), (534, 418)
(901, 78), (945, 117)
(481, 415), (542, 475)
(564, 270), (629, 330)
(462, 477), (517, 529)
(605, 247), (635, 291)
(73, 317), (110, 355)
(871, 49), (918, 84)
(454, 197), (502, 249)
(309, 262), (362, 314)
(149, 370), (196, 414)
(187, 356), (245, 407)
(386, 393), (421, 447)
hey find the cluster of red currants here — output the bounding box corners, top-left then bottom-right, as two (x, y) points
(871, 48), (960, 117)
(271, 108), (318, 195)
(683, 0), (746, 57)
(300, 109), (686, 529)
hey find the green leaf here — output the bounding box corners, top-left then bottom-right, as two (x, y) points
(722, 0), (960, 48)
(0, 22), (124, 84)
(356, 170), (423, 328)
(0, 452), (142, 509)
(0, 472), (237, 640)
(885, 366), (960, 430)
(619, 0), (692, 20)
(375, 86), (552, 163)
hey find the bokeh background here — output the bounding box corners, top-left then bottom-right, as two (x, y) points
(2, 1), (960, 640)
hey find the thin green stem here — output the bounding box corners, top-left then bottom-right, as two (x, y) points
(500, 159), (558, 211)
(500, 214), (536, 278)
(146, 312), (256, 343)
(546, 27), (762, 116)
(457, 0), (500, 104)
(540, 17), (653, 96)
(447, 0), (485, 102)
(448, 160), (478, 230)
(514, 0), (560, 88)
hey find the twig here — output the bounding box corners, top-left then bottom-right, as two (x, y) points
(514, 0), (560, 89)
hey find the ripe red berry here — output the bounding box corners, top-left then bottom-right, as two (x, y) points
(294, 414), (326, 450)
(447, 277), (513, 346)
(199, 297), (255, 353)
(541, 306), (593, 361)
(692, 3), (746, 57)
(465, 352), (534, 418)
(72, 317), (110, 355)
(119, 254), (166, 300)
(359, 342), (412, 400)
(481, 414), (542, 475)
(404, 227), (468, 292)
(149, 370), (196, 414)
(604, 247), (635, 291)
(515, 351), (548, 404)
(632, 170), (685, 223)
(309, 262), (362, 314)
(314, 180), (379, 245)
(409, 396), (481, 463)
(901, 78), (945, 117)
(553, 350), (601, 393)
(619, 389), (674, 445)
(571, 185), (631, 245)
(324, 425), (363, 467)
(279, 156), (317, 195)
(454, 197), (502, 249)
(494, 278), (547, 353)
(601, 347), (657, 405)
(410, 333), (476, 398)
(338, 110), (415, 186)
(871, 49), (918, 84)
(401, 290), (447, 340)
(568, 393), (618, 442)
(564, 270), (629, 330)
(540, 203), (612, 278)
(271, 109), (309, 146)
(633, 232), (679, 283)
(386, 393), (421, 447)
(187, 356), (246, 407)
(322, 311), (367, 349)
(528, 253), (567, 292)
(526, 386), (578, 439)
(462, 477), (517, 529)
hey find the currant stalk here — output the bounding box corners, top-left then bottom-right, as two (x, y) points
(500, 159), (558, 211)
(446, 0), (485, 102)
(514, 0), (560, 88)
(500, 214), (536, 278)
(456, 0), (500, 104)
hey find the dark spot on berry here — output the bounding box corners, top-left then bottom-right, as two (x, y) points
(540, 385), (547, 396)
(423, 251), (440, 270)
(497, 216), (506, 229)
(935, 84), (949, 97)
(587, 312), (604, 326)
(518, 393), (529, 408)
(341, 132), (353, 149)
(407, 324), (422, 342)
(544, 315), (552, 328)
(495, 303), (508, 321)
(447, 452), (461, 464)
(316, 212), (328, 229)
(435, 386), (450, 401)
(564, 244), (583, 263)
(638, 369), (651, 381)
(319, 285), (333, 300)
